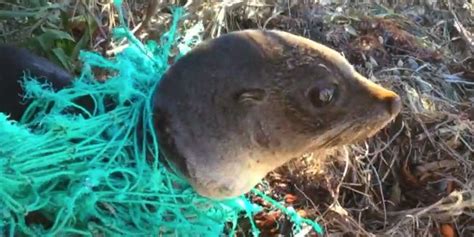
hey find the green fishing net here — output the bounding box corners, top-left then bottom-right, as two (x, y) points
(0, 1), (323, 236)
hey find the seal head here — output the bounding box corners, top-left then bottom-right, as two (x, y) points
(153, 29), (401, 200)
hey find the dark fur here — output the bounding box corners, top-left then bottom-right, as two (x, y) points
(0, 44), (74, 121)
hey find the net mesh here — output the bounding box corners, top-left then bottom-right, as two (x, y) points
(0, 1), (323, 236)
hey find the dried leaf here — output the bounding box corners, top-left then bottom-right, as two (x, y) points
(297, 209), (308, 218)
(284, 194), (298, 204)
(402, 158), (421, 188)
(415, 160), (459, 173)
(440, 223), (457, 237)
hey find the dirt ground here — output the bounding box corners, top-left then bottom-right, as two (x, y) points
(1, 0), (473, 236)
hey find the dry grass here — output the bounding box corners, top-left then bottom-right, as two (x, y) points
(1, 0), (473, 236)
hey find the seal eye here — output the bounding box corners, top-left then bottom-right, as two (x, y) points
(308, 87), (336, 107)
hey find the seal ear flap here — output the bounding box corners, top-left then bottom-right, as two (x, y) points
(235, 88), (267, 106)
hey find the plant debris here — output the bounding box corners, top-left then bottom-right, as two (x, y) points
(1, 0), (473, 236)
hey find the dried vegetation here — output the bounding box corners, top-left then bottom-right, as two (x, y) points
(1, 0), (473, 236)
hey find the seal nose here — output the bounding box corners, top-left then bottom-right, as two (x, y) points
(357, 75), (402, 116)
(385, 94), (402, 116)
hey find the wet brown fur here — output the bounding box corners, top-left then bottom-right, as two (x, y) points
(153, 29), (402, 200)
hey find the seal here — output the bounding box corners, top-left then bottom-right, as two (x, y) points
(153, 29), (402, 200)
(0, 44), (74, 121)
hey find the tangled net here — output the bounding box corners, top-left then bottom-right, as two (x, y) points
(0, 1), (323, 236)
